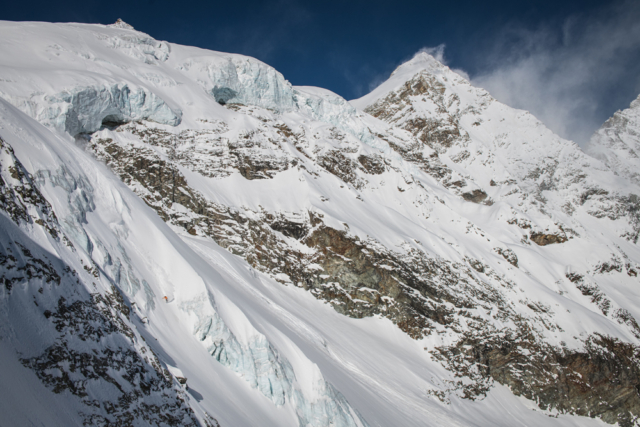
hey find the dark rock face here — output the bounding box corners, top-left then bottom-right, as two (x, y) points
(302, 225), (453, 338)
(530, 232), (567, 246)
(494, 248), (518, 267)
(434, 332), (640, 427)
(318, 150), (366, 189)
(0, 138), (62, 241)
(357, 154), (386, 175)
(461, 189), (488, 204)
(268, 215), (309, 240)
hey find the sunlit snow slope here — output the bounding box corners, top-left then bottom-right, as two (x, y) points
(1, 20), (640, 427)
(587, 93), (640, 186)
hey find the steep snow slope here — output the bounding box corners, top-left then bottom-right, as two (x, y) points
(1, 20), (640, 427)
(0, 87), (604, 427)
(0, 96), (370, 427)
(587, 93), (640, 186)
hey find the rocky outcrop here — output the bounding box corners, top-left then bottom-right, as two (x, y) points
(357, 154), (386, 175)
(364, 73), (469, 154)
(87, 129), (518, 340)
(374, 132), (466, 191)
(434, 332), (640, 427)
(318, 150), (366, 189)
(494, 248), (518, 267)
(461, 189), (488, 204)
(530, 232), (567, 246)
(0, 138), (62, 240)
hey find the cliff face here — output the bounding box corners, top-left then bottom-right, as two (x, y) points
(1, 20), (640, 427)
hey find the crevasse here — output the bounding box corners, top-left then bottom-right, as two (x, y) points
(33, 165), (157, 310)
(34, 166), (95, 253)
(180, 296), (369, 427)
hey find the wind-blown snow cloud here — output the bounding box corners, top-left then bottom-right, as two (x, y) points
(470, 0), (640, 146)
(413, 44), (471, 81)
(417, 45), (446, 64)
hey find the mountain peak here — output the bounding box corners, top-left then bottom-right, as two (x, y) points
(110, 18), (135, 30)
(586, 91), (640, 185)
(391, 50), (447, 78)
(351, 49), (462, 110)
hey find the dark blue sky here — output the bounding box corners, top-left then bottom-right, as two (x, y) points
(3, 0), (640, 143)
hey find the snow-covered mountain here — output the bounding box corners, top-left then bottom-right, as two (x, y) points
(1, 19), (640, 427)
(587, 94), (640, 186)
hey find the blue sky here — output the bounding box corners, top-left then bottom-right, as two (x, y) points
(3, 0), (640, 144)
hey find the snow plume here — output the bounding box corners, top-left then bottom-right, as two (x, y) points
(471, 0), (640, 146)
(416, 44), (446, 64)
(412, 45), (471, 81)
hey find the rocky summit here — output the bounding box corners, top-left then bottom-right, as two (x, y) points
(1, 20), (640, 427)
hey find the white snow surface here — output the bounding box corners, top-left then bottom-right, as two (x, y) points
(0, 20), (638, 427)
